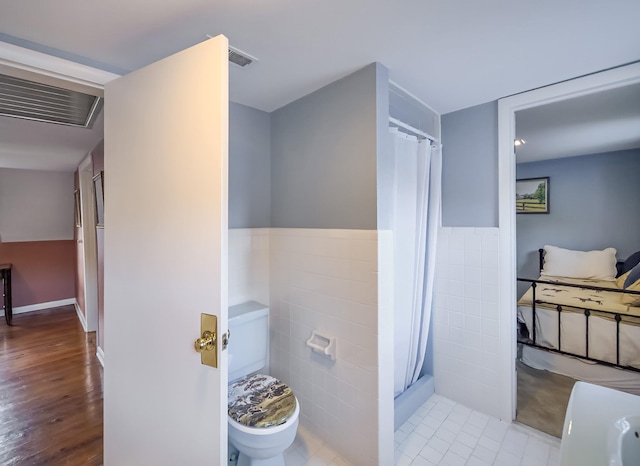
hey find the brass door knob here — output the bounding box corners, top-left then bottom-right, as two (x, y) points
(196, 314), (218, 368)
(194, 330), (216, 353)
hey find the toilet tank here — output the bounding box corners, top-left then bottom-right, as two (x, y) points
(228, 301), (269, 382)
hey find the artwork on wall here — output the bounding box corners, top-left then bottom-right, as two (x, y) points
(74, 189), (82, 227)
(93, 171), (104, 227)
(516, 177), (549, 214)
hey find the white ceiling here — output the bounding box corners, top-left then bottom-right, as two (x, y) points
(515, 82), (640, 163)
(0, 111), (104, 171)
(0, 0), (639, 171)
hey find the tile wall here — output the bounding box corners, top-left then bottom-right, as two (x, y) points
(228, 228), (270, 307)
(269, 228), (382, 466)
(228, 227), (393, 465)
(433, 227), (505, 418)
(376, 230), (395, 463)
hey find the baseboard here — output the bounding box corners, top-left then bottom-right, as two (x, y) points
(96, 346), (105, 368)
(394, 374), (435, 431)
(74, 301), (88, 332)
(0, 298), (76, 317)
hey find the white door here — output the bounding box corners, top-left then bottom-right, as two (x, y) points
(103, 35), (229, 465)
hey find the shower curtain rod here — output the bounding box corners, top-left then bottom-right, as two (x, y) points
(388, 116), (435, 142)
(389, 80), (439, 116)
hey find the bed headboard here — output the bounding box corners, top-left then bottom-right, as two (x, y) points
(538, 248), (544, 273)
(538, 248), (640, 277)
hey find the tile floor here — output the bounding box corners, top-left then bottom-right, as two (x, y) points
(394, 394), (561, 466)
(228, 424), (349, 466)
(283, 425), (351, 466)
(280, 393), (561, 465)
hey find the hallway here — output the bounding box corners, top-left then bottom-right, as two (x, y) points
(0, 305), (103, 465)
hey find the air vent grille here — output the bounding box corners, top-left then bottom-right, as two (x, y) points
(228, 46), (257, 68)
(0, 74), (102, 128)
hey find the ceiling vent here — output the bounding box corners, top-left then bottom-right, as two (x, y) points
(228, 46), (257, 68)
(0, 74), (102, 128)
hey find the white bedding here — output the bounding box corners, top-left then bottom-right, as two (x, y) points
(518, 304), (640, 369)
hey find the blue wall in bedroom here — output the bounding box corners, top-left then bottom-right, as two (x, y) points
(516, 148), (640, 296)
(229, 102), (271, 228)
(441, 101), (499, 227)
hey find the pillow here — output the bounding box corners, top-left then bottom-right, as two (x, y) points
(541, 245), (618, 281)
(616, 270), (630, 289)
(618, 250), (640, 277)
(624, 261), (640, 288)
(621, 262), (640, 306)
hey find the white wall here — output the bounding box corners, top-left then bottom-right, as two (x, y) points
(433, 227), (506, 419)
(0, 168), (74, 242)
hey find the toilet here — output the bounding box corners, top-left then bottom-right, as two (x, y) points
(227, 301), (299, 466)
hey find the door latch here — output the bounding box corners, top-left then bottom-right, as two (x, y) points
(222, 330), (230, 351)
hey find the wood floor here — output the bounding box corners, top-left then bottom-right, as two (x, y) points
(0, 306), (103, 465)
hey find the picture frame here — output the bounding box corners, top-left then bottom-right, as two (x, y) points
(93, 171), (104, 227)
(516, 177), (549, 214)
(74, 189), (82, 227)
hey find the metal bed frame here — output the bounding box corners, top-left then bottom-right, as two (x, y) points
(517, 249), (640, 373)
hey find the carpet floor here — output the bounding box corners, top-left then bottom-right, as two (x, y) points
(516, 360), (577, 438)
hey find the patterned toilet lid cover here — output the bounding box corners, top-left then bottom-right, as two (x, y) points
(228, 374), (297, 428)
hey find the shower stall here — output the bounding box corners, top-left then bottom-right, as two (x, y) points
(387, 83), (442, 430)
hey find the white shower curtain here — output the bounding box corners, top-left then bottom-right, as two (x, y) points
(390, 128), (442, 397)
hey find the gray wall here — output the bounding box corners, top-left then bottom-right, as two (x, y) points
(229, 102), (271, 228)
(441, 101), (499, 227)
(516, 149), (640, 296)
(271, 64), (381, 229)
(0, 168), (74, 242)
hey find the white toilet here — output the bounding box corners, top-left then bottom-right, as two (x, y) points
(227, 301), (299, 466)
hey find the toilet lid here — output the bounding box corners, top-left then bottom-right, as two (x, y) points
(228, 374), (297, 428)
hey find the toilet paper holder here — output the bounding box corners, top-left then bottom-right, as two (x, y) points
(306, 331), (336, 360)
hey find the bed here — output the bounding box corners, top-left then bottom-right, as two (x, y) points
(517, 246), (640, 394)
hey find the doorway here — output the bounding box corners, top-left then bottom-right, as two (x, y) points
(498, 62), (640, 427)
(77, 154), (99, 333)
(513, 84), (640, 436)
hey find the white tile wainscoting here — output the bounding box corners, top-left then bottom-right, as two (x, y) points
(269, 228), (386, 466)
(433, 228), (506, 418)
(228, 227), (558, 465)
(228, 228), (270, 307)
(229, 227), (391, 464)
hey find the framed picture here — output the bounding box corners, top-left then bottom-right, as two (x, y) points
(74, 189), (82, 227)
(516, 177), (549, 214)
(93, 171), (104, 227)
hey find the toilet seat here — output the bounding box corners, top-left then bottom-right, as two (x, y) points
(228, 374), (297, 429)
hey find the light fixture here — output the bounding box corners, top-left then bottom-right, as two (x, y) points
(514, 139), (526, 147)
